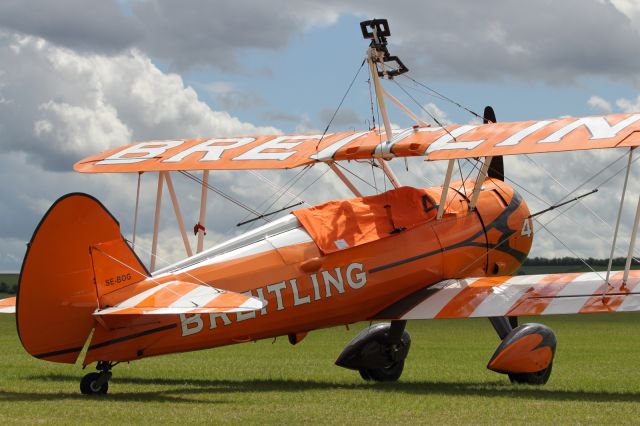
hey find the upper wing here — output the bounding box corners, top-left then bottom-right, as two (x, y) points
(373, 270), (640, 320)
(0, 296), (16, 313)
(94, 280), (264, 316)
(74, 113), (640, 173)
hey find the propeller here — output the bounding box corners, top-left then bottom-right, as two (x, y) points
(484, 106), (504, 181)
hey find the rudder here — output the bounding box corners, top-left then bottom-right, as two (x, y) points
(17, 193), (147, 363)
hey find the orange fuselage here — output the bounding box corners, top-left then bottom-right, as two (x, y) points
(85, 178), (532, 364)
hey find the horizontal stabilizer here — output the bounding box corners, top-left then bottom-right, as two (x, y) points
(95, 280), (265, 316)
(374, 270), (640, 320)
(0, 297), (15, 313)
(75, 113), (640, 173)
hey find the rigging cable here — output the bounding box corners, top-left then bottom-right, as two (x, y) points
(401, 74), (486, 122)
(179, 170), (269, 223)
(249, 170), (311, 207)
(244, 165), (314, 231)
(391, 79), (458, 142)
(336, 162), (379, 190)
(314, 58), (367, 153)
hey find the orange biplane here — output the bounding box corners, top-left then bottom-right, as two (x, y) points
(4, 19), (640, 394)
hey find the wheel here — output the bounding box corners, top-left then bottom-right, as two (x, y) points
(508, 363), (553, 385)
(358, 368), (372, 381)
(360, 359), (405, 382)
(80, 372), (109, 395)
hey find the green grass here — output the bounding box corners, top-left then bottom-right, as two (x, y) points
(2, 314), (640, 424)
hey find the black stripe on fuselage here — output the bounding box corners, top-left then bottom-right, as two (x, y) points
(87, 323), (177, 352)
(369, 191), (527, 274)
(34, 346), (84, 359)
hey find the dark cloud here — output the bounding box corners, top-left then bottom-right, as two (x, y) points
(1, 1), (638, 83)
(317, 106), (363, 130)
(337, 0), (640, 83)
(130, 0), (338, 71)
(205, 83), (265, 110)
(0, 0), (140, 53)
(129, 0), (640, 82)
(262, 111), (302, 123)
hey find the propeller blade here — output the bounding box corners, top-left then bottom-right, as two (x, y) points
(484, 106), (504, 181)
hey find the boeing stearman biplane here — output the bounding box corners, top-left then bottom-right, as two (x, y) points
(4, 19), (640, 395)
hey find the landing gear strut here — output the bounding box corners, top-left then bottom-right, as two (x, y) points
(80, 361), (116, 395)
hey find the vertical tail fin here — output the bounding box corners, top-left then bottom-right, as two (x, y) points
(17, 193), (147, 364)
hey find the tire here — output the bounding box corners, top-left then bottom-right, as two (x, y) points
(80, 372), (109, 395)
(358, 368), (372, 381)
(508, 363), (553, 385)
(361, 359), (405, 382)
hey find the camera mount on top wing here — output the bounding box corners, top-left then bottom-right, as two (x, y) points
(360, 18), (408, 79)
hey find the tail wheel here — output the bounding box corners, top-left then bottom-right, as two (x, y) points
(508, 363), (553, 385)
(80, 372), (109, 395)
(359, 359), (405, 382)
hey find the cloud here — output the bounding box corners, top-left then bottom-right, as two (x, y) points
(126, 0), (640, 82)
(611, 0), (640, 28)
(421, 103), (452, 126)
(0, 33), (278, 171)
(0, 0), (139, 53)
(587, 95), (612, 113)
(130, 0), (339, 71)
(262, 111), (303, 123)
(616, 95), (640, 112)
(203, 82), (265, 110)
(2, 0), (639, 85)
(585, 93), (640, 114)
(0, 33), (283, 269)
(333, 0), (640, 84)
(317, 106), (363, 130)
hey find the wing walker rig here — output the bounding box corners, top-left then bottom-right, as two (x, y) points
(4, 19), (640, 394)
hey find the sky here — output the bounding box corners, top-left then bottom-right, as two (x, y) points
(2, 0), (640, 271)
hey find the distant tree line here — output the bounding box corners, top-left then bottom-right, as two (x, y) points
(523, 257), (637, 267)
(0, 281), (16, 294)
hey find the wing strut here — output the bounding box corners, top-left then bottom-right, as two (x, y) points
(196, 170), (209, 253)
(605, 148), (634, 286)
(624, 195), (640, 284)
(469, 157), (492, 211)
(437, 159), (455, 220)
(150, 172), (164, 272)
(328, 162), (363, 197)
(364, 19), (402, 189)
(383, 90), (429, 127)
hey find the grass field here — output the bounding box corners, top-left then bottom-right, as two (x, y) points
(2, 313), (640, 425)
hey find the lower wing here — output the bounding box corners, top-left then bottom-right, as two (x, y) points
(0, 296), (15, 313)
(373, 270), (640, 320)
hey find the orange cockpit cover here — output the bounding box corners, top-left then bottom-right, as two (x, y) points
(293, 186), (437, 254)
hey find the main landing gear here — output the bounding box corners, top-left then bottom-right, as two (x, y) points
(80, 361), (116, 395)
(487, 316), (556, 385)
(335, 320), (411, 382)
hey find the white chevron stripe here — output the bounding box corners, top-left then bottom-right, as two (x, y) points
(0, 306), (15, 313)
(469, 275), (534, 318)
(169, 285), (220, 308)
(402, 279), (474, 319)
(94, 282), (172, 315)
(542, 272), (605, 315)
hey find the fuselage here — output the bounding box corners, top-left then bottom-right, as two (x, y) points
(86, 178), (533, 364)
